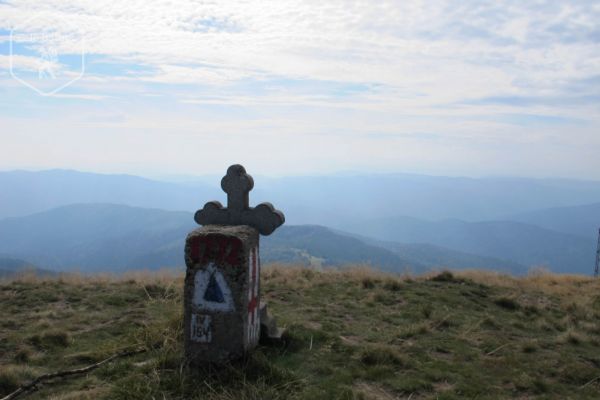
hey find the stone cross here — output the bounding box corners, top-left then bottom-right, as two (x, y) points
(184, 164), (284, 364)
(194, 164), (285, 235)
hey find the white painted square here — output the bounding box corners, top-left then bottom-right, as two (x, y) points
(192, 263), (235, 312)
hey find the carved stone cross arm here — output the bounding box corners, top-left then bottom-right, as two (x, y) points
(194, 164), (285, 235)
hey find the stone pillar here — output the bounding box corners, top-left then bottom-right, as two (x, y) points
(184, 164), (284, 364)
(184, 225), (261, 364)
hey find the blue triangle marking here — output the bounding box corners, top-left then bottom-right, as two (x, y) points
(204, 274), (225, 303)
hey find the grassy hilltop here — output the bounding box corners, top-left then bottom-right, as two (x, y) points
(1, 267), (600, 400)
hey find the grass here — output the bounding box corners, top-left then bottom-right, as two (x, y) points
(1, 266), (600, 399)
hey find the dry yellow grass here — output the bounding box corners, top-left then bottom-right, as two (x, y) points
(6, 264), (599, 299)
(456, 268), (600, 311)
(2, 264), (600, 399)
(263, 263), (408, 284)
(1, 268), (183, 285)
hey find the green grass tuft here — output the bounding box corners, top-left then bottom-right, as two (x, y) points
(430, 270), (456, 282)
(493, 296), (521, 310)
(27, 331), (71, 349)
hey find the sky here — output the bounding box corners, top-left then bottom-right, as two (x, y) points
(0, 0), (599, 179)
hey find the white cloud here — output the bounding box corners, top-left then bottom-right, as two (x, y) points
(0, 54), (52, 71)
(0, 0), (598, 178)
(0, 1), (597, 92)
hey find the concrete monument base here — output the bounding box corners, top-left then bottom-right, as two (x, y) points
(184, 225), (261, 364)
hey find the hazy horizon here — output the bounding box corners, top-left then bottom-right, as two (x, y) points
(3, 166), (600, 184)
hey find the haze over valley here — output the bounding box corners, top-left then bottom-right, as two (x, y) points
(1, 169), (598, 276)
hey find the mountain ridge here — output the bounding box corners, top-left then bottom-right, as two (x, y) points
(337, 216), (596, 274)
(4, 169), (600, 224)
(0, 203), (536, 274)
(507, 202), (600, 239)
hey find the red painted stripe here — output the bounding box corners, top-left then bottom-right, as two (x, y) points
(188, 235), (242, 265)
(251, 247), (257, 281)
(248, 296), (257, 311)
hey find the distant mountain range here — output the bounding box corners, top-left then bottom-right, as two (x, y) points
(507, 203), (600, 239)
(3, 170), (600, 225)
(0, 203), (528, 274)
(0, 204), (193, 272)
(263, 225), (525, 274)
(357, 237), (525, 275)
(0, 203), (594, 275)
(1, 204), (422, 272)
(0, 169), (220, 220)
(338, 216), (596, 274)
(0, 256), (53, 278)
(0, 169), (599, 275)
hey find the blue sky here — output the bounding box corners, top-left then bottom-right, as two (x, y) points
(0, 1), (599, 179)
